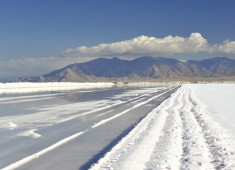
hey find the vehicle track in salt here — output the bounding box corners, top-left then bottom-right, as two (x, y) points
(147, 86), (235, 170)
(179, 87), (214, 170)
(145, 86), (184, 170)
(90, 85), (235, 170)
(188, 87), (235, 170)
(90, 86), (179, 170)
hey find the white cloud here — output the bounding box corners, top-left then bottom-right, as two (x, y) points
(61, 33), (211, 57)
(61, 33), (235, 57)
(217, 40), (235, 54)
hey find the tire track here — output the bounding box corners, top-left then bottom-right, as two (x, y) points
(145, 87), (184, 170)
(90, 88), (179, 170)
(188, 87), (235, 170)
(179, 87), (214, 170)
(91, 85), (235, 170)
(92, 88), (175, 128)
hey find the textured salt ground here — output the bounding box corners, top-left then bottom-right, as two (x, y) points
(90, 85), (235, 170)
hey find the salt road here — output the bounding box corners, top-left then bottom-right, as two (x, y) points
(0, 85), (177, 170)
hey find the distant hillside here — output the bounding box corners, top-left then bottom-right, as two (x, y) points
(19, 56), (235, 82)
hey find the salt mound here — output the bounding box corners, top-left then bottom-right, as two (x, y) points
(7, 122), (18, 130)
(17, 129), (42, 138)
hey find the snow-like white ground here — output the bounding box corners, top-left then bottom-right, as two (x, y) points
(91, 84), (235, 170)
(0, 82), (115, 94)
(1, 83), (235, 169)
(190, 84), (235, 139)
(0, 82), (180, 94)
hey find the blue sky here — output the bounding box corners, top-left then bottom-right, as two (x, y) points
(0, 0), (235, 80)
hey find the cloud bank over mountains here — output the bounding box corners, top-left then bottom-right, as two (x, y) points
(61, 33), (235, 57)
(1, 32), (235, 81)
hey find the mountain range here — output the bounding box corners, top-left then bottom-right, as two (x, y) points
(19, 56), (235, 82)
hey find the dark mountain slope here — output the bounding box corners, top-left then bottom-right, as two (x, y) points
(20, 56), (235, 82)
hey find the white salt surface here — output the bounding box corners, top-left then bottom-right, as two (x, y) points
(3, 83), (235, 169)
(91, 84), (235, 170)
(190, 84), (235, 138)
(0, 82), (115, 94)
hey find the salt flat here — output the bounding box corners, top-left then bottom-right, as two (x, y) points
(2, 83), (235, 170)
(91, 84), (235, 170)
(0, 83), (176, 170)
(0, 82), (115, 94)
(190, 84), (235, 138)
